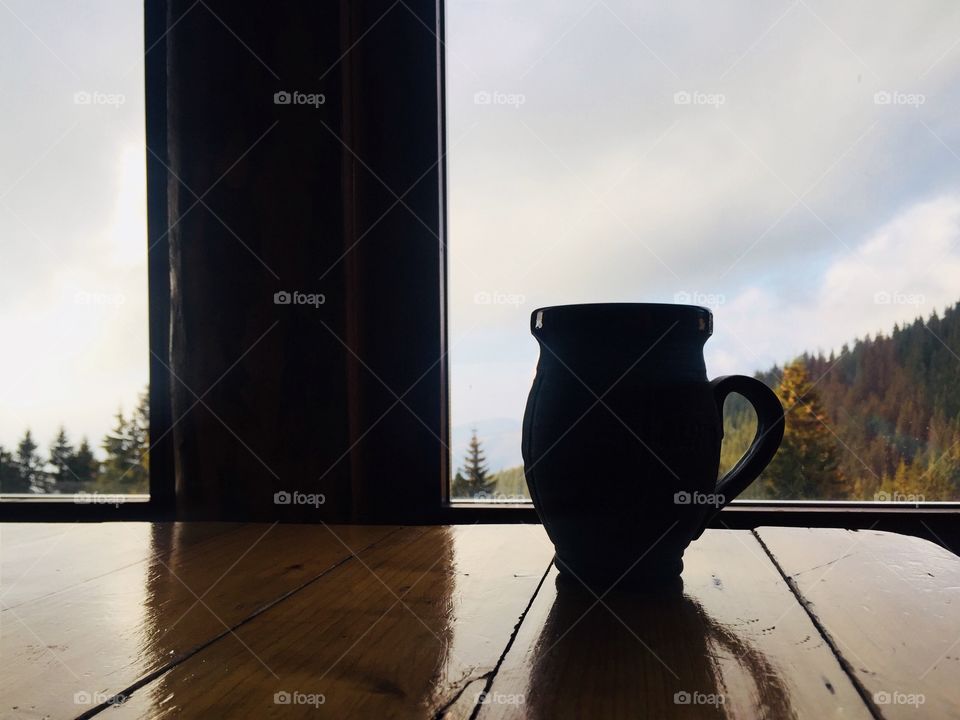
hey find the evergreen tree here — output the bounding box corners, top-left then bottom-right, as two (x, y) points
(761, 361), (845, 499)
(98, 390), (149, 493)
(0, 445), (29, 493)
(48, 427), (77, 490)
(16, 430), (49, 493)
(67, 438), (100, 488)
(451, 430), (496, 498)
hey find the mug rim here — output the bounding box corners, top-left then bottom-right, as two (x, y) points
(531, 302), (712, 316)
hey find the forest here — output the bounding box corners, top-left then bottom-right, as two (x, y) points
(4, 302), (959, 502)
(0, 388), (149, 495)
(453, 302), (960, 502)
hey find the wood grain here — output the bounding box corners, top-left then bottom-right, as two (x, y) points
(756, 526), (960, 719)
(1, 522), (240, 610)
(1, 523), (393, 719)
(474, 529), (871, 720)
(98, 525), (554, 719)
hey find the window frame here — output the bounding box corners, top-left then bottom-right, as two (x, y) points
(3, 0), (959, 557)
(0, 0), (174, 522)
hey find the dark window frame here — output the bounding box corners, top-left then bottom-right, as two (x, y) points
(2, 0), (958, 556)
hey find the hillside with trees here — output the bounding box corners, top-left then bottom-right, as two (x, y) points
(471, 302), (960, 502)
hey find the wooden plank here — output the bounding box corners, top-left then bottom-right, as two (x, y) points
(1, 523), (395, 720)
(95, 525), (554, 719)
(1, 522), (241, 610)
(756, 526), (960, 719)
(475, 529), (871, 720)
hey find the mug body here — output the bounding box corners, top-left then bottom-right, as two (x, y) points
(522, 303), (720, 587)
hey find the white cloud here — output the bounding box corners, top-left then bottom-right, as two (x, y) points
(708, 193), (960, 375)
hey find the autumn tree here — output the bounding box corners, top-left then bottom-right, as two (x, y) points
(761, 360), (846, 499)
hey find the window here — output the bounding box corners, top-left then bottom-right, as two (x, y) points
(446, 1), (960, 504)
(0, 1), (149, 502)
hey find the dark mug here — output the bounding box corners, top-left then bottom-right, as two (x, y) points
(522, 303), (784, 588)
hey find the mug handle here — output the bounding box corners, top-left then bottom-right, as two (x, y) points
(702, 375), (785, 526)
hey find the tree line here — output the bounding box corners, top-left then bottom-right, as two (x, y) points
(0, 388), (149, 495)
(719, 302), (960, 500)
(456, 301), (960, 502)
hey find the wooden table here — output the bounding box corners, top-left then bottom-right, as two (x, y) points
(2, 523), (958, 719)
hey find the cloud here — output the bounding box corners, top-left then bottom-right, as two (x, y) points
(708, 192), (960, 375)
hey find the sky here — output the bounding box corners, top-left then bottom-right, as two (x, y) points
(2, 2), (960, 471)
(447, 0), (960, 469)
(1, 1), (147, 457)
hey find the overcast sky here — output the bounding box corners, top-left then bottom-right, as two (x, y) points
(447, 0), (960, 450)
(1, 1), (146, 455)
(2, 2), (960, 469)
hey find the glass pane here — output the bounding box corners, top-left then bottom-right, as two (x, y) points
(447, 0), (960, 502)
(1, 1), (148, 498)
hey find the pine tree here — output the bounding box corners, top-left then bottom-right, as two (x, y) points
(98, 390), (149, 493)
(762, 361), (845, 499)
(49, 427), (77, 491)
(451, 430), (496, 498)
(16, 430), (49, 493)
(67, 438), (100, 488)
(0, 446), (28, 493)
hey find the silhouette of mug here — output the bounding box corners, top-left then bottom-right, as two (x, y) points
(522, 303), (784, 588)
